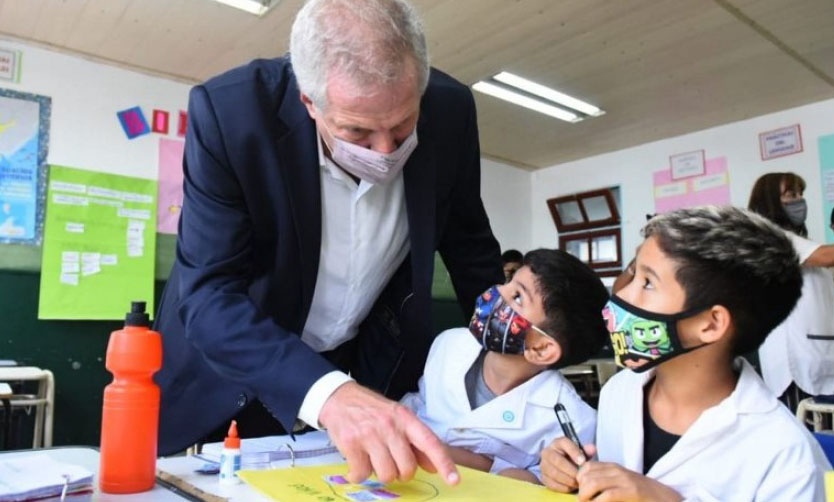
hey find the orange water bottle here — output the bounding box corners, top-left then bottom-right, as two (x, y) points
(99, 301), (162, 493)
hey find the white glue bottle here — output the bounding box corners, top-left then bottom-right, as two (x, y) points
(219, 420), (242, 485)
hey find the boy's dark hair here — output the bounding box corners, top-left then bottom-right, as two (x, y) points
(748, 172), (808, 237)
(501, 249), (523, 264)
(643, 206), (802, 355)
(523, 248), (609, 368)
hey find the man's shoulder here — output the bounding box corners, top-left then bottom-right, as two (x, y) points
(199, 56), (295, 96)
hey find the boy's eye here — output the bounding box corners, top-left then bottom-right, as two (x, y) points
(512, 292), (522, 305)
(641, 276), (654, 290)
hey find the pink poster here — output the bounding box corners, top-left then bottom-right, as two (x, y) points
(653, 156), (729, 214)
(157, 138), (185, 234)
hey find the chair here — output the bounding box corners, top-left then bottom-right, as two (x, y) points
(796, 397), (834, 432)
(0, 367), (55, 448)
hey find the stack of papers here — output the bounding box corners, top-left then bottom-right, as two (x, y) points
(0, 454), (93, 501)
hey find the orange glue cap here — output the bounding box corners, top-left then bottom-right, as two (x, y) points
(224, 420), (240, 449)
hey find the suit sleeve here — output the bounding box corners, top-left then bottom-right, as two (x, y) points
(174, 85), (335, 429)
(437, 88), (504, 317)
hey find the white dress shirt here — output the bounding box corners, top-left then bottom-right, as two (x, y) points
(298, 134), (410, 426)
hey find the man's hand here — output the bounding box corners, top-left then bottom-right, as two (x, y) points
(575, 462), (683, 502)
(319, 381), (459, 486)
(540, 437), (596, 492)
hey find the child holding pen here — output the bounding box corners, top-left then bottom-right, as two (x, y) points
(400, 249), (609, 484)
(541, 206), (831, 501)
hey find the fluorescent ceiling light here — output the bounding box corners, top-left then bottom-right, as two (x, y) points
(210, 0), (281, 16)
(473, 71), (604, 123)
(473, 81), (580, 123)
(494, 72), (604, 117)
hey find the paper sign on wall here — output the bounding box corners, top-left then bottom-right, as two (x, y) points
(38, 165), (157, 320)
(653, 157), (730, 214)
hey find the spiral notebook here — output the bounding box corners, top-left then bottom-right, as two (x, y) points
(198, 430), (344, 469)
(0, 454), (93, 502)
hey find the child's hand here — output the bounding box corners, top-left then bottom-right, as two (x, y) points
(575, 462), (683, 502)
(540, 437), (597, 492)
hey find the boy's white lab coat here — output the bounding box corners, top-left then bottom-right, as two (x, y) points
(597, 358), (830, 501)
(400, 327), (596, 480)
(759, 232), (834, 396)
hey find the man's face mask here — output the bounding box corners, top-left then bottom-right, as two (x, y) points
(602, 295), (708, 372)
(320, 119), (418, 185)
(468, 285), (549, 354)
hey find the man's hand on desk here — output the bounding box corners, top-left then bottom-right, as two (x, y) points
(318, 381), (460, 486)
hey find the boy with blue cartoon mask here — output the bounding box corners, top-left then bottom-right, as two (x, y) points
(400, 249), (609, 484)
(541, 206), (831, 501)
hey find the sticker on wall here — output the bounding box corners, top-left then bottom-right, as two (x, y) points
(0, 87), (51, 245)
(152, 109), (169, 134)
(0, 47), (22, 83)
(116, 106), (150, 139)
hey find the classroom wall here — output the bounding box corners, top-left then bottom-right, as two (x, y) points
(531, 97), (834, 265)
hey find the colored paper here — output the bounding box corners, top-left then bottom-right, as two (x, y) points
(38, 165), (157, 320)
(819, 134), (834, 243)
(157, 138), (184, 234)
(177, 110), (188, 137)
(152, 109), (169, 134)
(116, 106), (150, 139)
(0, 88), (50, 244)
(238, 464), (576, 501)
(653, 156), (729, 214)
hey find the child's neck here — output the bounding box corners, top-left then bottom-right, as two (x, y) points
(482, 351), (543, 395)
(648, 352), (738, 435)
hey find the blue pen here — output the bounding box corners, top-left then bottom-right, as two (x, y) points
(555, 403), (586, 463)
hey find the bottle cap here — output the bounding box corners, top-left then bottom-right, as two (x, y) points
(224, 420), (240, 449)
(125, 301), (150, 327)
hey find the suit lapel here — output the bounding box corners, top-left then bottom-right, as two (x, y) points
(404, 116), (436, 297)
(274, 85), (321, 325)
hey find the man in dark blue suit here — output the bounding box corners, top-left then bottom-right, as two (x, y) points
(154, 0), (502, 484)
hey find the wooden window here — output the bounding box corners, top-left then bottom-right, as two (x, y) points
(549, 188), (622, 276)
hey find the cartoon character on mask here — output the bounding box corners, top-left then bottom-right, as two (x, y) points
(469, 285), (533, 355)
(603, 295), (705, 372)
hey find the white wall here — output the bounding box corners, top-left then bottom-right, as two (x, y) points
(480, 158), (531, 253)
(1, 39), (191, 179)
(531, 98), (834, 265)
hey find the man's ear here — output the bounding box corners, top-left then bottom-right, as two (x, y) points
(524, 332), (562, 366)
(299, 93), (317, 119)
(694, 305), (732, 344)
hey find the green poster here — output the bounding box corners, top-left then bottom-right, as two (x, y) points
(38, 165), (157, 319)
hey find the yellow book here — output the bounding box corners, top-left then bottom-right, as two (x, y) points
(238, 463), (576, 501)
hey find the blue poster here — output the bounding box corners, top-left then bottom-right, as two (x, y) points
(0, 88), (50, 244)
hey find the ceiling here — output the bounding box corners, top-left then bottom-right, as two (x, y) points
(1, 0), (833, 170)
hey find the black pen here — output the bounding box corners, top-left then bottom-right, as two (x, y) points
(555, 403), (586, 463)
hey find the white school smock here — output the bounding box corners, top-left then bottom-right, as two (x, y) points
(400, 327), (596, 481)
(596, 358), (830, 501)
(759, 232), (834, 396)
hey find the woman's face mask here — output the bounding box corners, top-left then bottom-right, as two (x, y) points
(468, 285), (549, 354)
(783, 199), (807, 226)
(602, 295), (708, 372)
(320, 120), (418, 185)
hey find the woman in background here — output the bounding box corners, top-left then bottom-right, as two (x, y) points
(748, 172), (834, 411)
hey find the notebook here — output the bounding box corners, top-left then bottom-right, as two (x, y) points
(0, 453), (93, 502)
